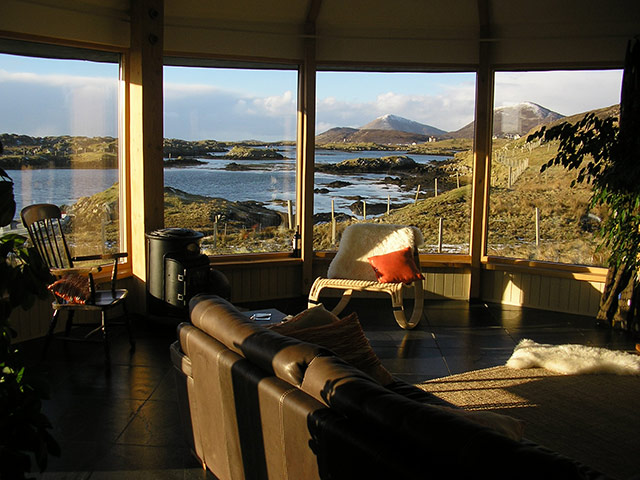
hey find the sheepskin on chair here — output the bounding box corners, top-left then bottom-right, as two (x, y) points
(309, 223), (426, 329)
(327, 224), (424, 281)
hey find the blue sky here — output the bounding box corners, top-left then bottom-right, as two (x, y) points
(0, 52), (624, 141)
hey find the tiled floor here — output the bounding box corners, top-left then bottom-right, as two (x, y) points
(17, 297), (637, 479)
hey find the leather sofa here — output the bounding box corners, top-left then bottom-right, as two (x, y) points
(171, 294), (610, 480)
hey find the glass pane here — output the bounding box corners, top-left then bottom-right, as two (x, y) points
(314, 71), (476, 253)
(0, 52), (121, 257)
(488, 70), (623, 266)
(163, 66), (297, 254)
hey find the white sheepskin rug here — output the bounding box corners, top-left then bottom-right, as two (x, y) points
(506, 338), (640, 375)
(327, 224), (424, 281)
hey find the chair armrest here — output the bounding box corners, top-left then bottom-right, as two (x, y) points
(72, 252), (128, 263)
(50, 266), (103, 277)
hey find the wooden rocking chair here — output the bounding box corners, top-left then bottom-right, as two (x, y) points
(21, 203), (134, 365)
(308, 223), (425, 329)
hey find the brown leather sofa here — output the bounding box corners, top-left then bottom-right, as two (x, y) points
(171, 294), (610, 480)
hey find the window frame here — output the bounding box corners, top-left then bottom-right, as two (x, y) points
(311, 66), (479, 261)
(0, 35), (131, 280)
(162, 57), (303, 262)
(482, 65), (623, 282)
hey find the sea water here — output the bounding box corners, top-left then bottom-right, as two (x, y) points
(6, 147), (450, 220)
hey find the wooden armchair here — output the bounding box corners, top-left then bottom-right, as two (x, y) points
(308, 223), (425, 329)
(21, 203), (134, 365)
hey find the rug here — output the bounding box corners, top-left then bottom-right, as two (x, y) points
(417, 366), (640, 480)
(506, 338), (640, 375)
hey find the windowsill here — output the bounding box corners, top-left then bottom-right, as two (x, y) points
(208, 252), (302, 266)
(482, 256), (609, 282)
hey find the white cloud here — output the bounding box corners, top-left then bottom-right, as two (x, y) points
(316, 81), (477, 134)
(0, 70), (118, 137)
(164, 83), (296, 141)
(494, 70), (622, 116)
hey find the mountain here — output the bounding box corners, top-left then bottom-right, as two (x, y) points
(360, 114), (447, 137)
(448, 102), (565, 139)
(316, 114), (445, 145)
(315, 127), (433, 145)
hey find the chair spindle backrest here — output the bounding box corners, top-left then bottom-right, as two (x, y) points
(21, 204), (73, 270)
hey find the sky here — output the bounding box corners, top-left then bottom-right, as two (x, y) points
(0, 52), (624, 142)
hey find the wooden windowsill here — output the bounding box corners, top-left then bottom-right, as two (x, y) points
(482, 256), (609, 282)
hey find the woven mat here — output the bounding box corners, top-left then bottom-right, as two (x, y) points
(417, 366), (640, 480)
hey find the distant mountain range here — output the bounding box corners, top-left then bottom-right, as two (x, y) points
(316, 102), (566, 144)
(449, 102), (565, 139)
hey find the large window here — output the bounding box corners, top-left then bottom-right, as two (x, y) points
(314, 71), (476, 254)
(162, 65), (298, 255)
(487, 70), (623, 266)
(0, 48), (123, 258)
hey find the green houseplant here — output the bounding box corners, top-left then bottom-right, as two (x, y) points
(528, 37), (640, 335)
(0, 140), (60, 479)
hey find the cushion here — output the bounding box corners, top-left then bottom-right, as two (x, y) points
(47, 274), (90, 304)
(270, 311), (394, 386)
(368, 247), (424, 284)
(272, 303), (339, 334)
(328, 224), (424, 281)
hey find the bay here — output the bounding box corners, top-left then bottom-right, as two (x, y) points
(6, 148), (449, 221)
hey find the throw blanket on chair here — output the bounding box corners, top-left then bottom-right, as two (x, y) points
(506, 338), (640, 375)
(328, 224), (423, 281)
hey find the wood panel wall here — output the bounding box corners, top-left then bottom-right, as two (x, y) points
(11, 264), (604, 343)
(480, 269), (604, 317)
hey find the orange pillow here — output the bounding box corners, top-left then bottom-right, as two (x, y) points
(367, 247), (424, 284)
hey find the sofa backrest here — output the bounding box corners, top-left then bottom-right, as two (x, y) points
(189, 294), (329, 386)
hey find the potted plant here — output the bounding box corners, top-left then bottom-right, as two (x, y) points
(0, 139), (60, 479)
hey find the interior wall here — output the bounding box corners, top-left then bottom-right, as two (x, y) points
(480, 269), (604, 316)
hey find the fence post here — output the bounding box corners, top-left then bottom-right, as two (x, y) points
(438, 217), (443, 253)
(508, 166), (512, 189)
(414, 184), (421, 203)
(535, 207), (540, 247)
(213, 215), (220, 248)
(387, 195), (390, 215)
(331, 198), (336, 246)
(287, 200), (293, 230)
(434, 178), (438, 197)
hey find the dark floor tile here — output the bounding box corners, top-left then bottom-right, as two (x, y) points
(46, 364), (169, 401)
(376, 346), (449, 378)
(432, 326), (515, 349)
(150, 368), (179, 401)
(506, 327), (591, 346)
(42, 397), (143, 444)
(117, 399), (184, 447)
(92, 444), (201, 473)
(440, 346), (514, 375)
(32, 440), (102, 479)
(425, 302), (498, 328)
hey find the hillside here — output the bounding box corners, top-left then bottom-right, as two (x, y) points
(316, 127), (433, 145)
(448, 102), (565, 139)
(360, 114), (446, 137)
